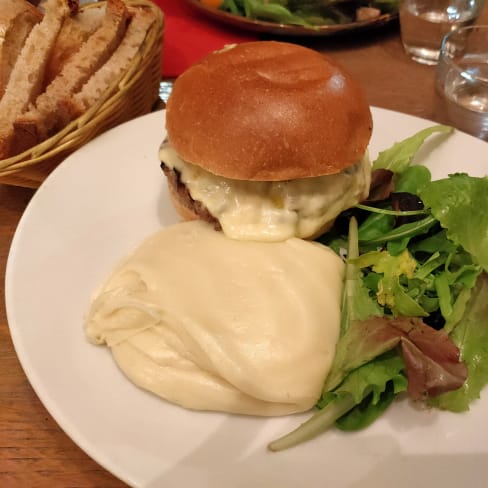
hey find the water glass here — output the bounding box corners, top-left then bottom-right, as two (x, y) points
(436, 25), (488, 139)
(400, 0), (485, 65)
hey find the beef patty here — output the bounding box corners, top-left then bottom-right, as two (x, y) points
(161, 162), (221, 230)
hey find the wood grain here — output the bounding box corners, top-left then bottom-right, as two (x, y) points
(1, 6), (487, 487)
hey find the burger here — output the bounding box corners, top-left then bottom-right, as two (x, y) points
(160, 41), (373, 242)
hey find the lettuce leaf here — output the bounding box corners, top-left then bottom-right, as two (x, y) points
(394, 165), (432, 194)
(323, 316), (467, 400)
(430, 273), (488, 412)
(333, 354), (407, 431)
(268, 354), (406, 451)
(272, 127), (488, 451)
(353, 249), (429, 317)
(372, 125), (452, 174)
(419, 174), (488, 271)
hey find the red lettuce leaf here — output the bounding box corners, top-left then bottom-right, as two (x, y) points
(326, 316), (467, 401)
(391, 317), (468, 400)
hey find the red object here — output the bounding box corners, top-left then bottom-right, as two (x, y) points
(153, 0), (257, 77)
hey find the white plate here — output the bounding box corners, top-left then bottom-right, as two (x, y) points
(5, 108), (488, 488)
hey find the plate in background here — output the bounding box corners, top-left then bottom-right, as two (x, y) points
(184, 0), (398, 36)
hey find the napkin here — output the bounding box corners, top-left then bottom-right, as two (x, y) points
(153, 0), (258, 77)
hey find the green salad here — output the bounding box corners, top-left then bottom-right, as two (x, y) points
(269, 125), (488, 451)
(217, 0), (400, 27)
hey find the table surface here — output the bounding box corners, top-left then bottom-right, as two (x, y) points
(2, 5), (488, 487)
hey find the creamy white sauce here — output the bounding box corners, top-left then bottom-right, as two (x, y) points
(85, 221), (344, 416)
(160, 142), (371, 242)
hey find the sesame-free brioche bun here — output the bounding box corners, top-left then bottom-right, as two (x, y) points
(165, 41), (372, 181)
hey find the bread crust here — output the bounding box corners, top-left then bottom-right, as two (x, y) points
(166, 41), (373, 181)
(0, 0), (43, 98)
(11, 0), (129, 153)
(0, 0), (72, 159)
(68, 6), (155, 117)
(44, 3), (106, 87)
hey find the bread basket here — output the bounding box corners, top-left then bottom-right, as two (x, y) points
(0, 0), (164, 188)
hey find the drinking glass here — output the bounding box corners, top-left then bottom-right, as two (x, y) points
(437, 25), (488, 139)
(400, 0), (485, 65)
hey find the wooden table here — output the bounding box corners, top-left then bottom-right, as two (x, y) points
(2, 5), (487, 486)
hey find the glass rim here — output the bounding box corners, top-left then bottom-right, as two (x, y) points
(439, 24), (488, 84)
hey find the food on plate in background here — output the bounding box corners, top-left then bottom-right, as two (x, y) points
(0, 0), (158, 160)
(85, 221), (345, 416)
(161, 41), (373, 242)
(205, 0), (400, 26)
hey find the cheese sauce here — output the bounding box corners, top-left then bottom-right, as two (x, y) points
(85, 221), (344, 416)
(160, 142), (371, 242)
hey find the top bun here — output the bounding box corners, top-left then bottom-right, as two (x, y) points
(165, 41), (373, 181)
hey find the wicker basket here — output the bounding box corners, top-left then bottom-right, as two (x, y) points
(0, 0), (164, 188)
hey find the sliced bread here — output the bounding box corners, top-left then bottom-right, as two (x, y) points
(0, 0), (72, 159)
(44, 3), (107, 86)
(12, 0), (130, 155)
(69, 6), (155, 118)
(0, 0), (43, 99)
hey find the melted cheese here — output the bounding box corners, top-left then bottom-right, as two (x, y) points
(85, 221), (344, 416)
(160, 142), (371, 242)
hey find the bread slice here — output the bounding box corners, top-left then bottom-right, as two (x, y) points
(0, 0), (43, 99)
(44, 3), (106, 86)
(12, 0), (130, 155)
(68, 6), (155, 118)
(0, 0), (72, 159)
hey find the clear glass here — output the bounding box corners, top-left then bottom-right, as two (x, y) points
(437, 25), (488, 139)
(400, 0), (485, 65)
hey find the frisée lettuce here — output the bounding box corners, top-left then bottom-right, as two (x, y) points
(268, 126), (488, 452)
